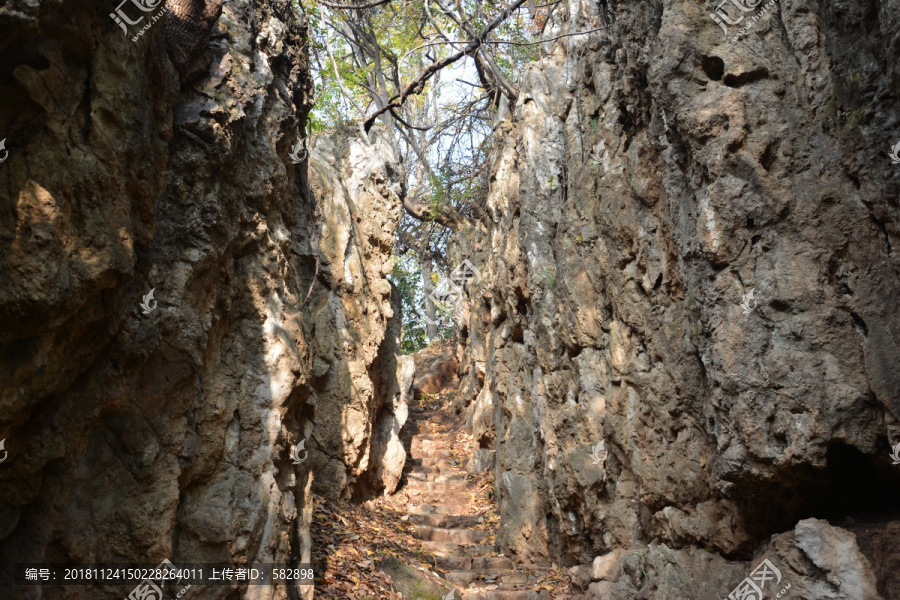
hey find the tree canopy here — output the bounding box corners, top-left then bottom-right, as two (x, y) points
(298, 0), (561, 351)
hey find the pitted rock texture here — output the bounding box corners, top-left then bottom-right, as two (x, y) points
(412, 341), (461, 400)
(452, 0), (900, 597)
(577, 519), (882, 600)
(304, 126), (406, 501)
(0, 1), (404, 598)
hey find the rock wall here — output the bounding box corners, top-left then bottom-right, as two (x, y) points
(454, 0), (900, 598)
(305, 128), (410, 501)
(0, 1), (404, 598)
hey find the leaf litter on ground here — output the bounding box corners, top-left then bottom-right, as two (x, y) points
(312, 388), (574, 598)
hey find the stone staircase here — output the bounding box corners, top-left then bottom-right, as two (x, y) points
(402, 406), (553, 600)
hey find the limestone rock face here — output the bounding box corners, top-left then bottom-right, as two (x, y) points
(304, 127), (406, 502)
(453, 0), (900, 595)
(0, 0), (403, 597)
(577, 519), (882, 599)
(368, 354), (415, 496)
(412, 342), (460, 400)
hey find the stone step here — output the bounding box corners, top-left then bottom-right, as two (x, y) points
(460, 591), (552, 600)
(411, 438), (452, 451)
(406, 470), (468, 483)
(409, 513), (484, 528)
(443, 570), (528, 586)
(435, 556), (473, 571)
(413, 526), (489, 543)
(408, 469), (467, 481)
(406, 503), (471, 515)
(405, 470), (467, 481)
(405, 480), (470, 494)
(411, 433), (454, 443)
(406, 490), (471, 504)
(413, 457), (459, 469)
(445, 571), (487, 586)
(419, 541), (494, 557)
(412, 432), (454, 440)
(406, 485), (470, 498)
(473, 557), (516, 570)
(406, 474), (469, 485)
(410, 446), (452, 459)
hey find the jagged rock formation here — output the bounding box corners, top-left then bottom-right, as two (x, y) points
(412, 341), (460, 401)
(453, 0), (900, 598)
(0, 1), (404, 598)
(306, 129), (408, 500)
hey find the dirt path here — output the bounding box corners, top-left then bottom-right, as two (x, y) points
(403, 396), (566, 600)
(312, 391), (574, 599)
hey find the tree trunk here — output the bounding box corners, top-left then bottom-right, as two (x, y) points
(421, 253), (439, 342)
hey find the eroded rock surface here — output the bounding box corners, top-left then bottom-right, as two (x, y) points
(453, 0), (900, 597)
(0, 1), (404, 598)
(304, 127), (406, 502)
(412, 341), (460, 401)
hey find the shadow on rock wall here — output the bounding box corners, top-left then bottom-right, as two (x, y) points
(0, 2), (406, 599)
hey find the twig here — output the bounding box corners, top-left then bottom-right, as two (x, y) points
(302, 254), (320, 307)
(324, 35), (369, 121)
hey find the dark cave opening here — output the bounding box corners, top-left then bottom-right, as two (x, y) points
(805, 443), (900, 521)
(737, 443), (900, 555)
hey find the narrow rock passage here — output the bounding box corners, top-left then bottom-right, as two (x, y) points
(401, 395), (573, 600)
(312, 386), (575, 599)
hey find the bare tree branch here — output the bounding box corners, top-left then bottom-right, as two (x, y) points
(390, 108), (434, 131)
(482, 27), (605, 45)
(363, 0), (529, 132)
(433, 0), (518, 101)
(315, 0), (395, 10)
(401, 194), (470, 231)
